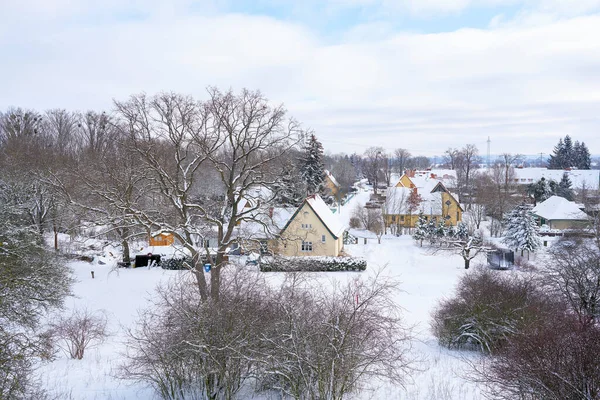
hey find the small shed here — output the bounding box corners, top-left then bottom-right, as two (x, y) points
(149, 233), (175, 246)
(532, 196), (589, 230)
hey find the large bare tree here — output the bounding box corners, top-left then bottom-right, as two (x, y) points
(111, 89), (302, 301)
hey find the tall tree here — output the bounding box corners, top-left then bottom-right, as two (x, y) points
(549, 135), (591, 169)
(300, 134), (326, 196)
(557, 172), (574, 201)
(502, 204), (542, 257)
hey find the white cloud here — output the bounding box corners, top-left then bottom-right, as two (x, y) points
(1, 2), (600, 156)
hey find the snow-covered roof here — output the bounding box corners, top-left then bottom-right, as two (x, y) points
(532, 196), (589, 221)
(236, 207), (296, 239)
(137, 245), (191, 258)
(512, 168), (600, 189)
(306, 194), (345, 237)
(385, 187), (443, 215)
(392, 170), (457, 189)
(324, 170), (340, 188)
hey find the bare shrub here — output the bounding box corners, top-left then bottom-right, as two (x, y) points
(52, 308), (108, 360)
(480, 313), (600, 400)
(432, 267), (556, 353)
(121, 267), (414, 400)
(260, 270), (414, 399)
(543, 237), (600, 326)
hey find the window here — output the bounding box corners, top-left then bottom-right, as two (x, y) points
(445, 200), (451, 206)
(391, 215), (396, 222)
(301, 223), (312, 229)
(301, 241), (313, 252)
(400, 215), (405, 221)
(321, 235), (326, 243)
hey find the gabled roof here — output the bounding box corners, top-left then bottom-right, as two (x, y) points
(532, 196), (589, 221)
(281, 194), (345, 239)
(324, 170), (340, 188)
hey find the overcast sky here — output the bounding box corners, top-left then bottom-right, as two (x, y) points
(1, 0), (600, 156)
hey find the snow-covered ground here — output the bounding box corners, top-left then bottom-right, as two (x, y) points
(38, 233), (488, 399)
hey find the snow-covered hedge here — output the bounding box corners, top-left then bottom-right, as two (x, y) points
(161, 257), (192, 270)
(260, 256), (366, 272)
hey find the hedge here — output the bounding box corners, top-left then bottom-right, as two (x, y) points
(260, 256), (366, 272)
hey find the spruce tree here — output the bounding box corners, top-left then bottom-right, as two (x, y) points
(563, 135), (574, 167)
(575, 141), (592, 169)
(272, 164), (305, 207)
(502, 204), (542, 258)
(527, 177), (555, 205)
(299, 134), (326, 195)
(455, 221), (469, 240)
(413, 212), (427, 247)
(548, 138), (565, 169)
(556, 172), (574, 201)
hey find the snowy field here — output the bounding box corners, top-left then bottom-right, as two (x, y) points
(38, 233), (490, 400)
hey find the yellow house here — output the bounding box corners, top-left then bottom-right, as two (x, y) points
(324, 170), (341, 199)
(275, 194), (345, 257)
(385, 173), (462, 229)
(149, 233), (175, 246)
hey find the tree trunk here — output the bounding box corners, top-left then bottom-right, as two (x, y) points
(53, 224), (59, 251)
(465, 258), (470, 269)
(122, 239), (131, 263)
(193, 253), (210, 301)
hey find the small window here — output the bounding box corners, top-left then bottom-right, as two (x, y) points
(391, 215), (396, 222)
(445, 200), (451, 206)
(301, 241), (313, 252)
(400, 215), (405, 221)
(321, 235), (326, 243)
(301, 223), (312, 229)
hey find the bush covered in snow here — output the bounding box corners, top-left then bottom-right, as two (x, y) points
(260, 256), (367, 272)
(432, 267), (556, 353)
(160, 257), (192, 270)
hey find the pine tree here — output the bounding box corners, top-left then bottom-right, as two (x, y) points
(575, 141), (591, 169)
(299, 134), (326, 195)
(502, 204), (542, 258)
(427, 218), (438, 245)
(413, 212), (427, 247)
(527, 177), (556, 205)
(548, 138), (565, 169)
(272, 164), (305, 207)
(455, 221), (469, 240)
(556, 172), (574, 201)
(563, 135), (574, 167)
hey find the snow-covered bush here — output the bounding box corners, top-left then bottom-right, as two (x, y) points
(51, 308), (108, 360)
(121, 267), (411, 400)
(432, 267), (555, 353)
(260, 256), (367, 272)
(160, 257), (192, 270)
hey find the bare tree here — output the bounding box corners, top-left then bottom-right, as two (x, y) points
(363, 146), (385, 194)
(111, 89), (302, 301)
(443, 147), (460, 170)
(456, 144), (480, 208)
(393, 148), (412, 176)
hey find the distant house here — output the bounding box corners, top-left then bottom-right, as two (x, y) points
(149, 233), (174, 246)
(384, 171), (462, 229)
(324, 170), (341, 199)
(532, 195), (589, 230)
(512, 168), (600, 190)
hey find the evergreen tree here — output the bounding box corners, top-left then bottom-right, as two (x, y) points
(548, 138), (565, 169)
(299, 134), (326, 195)
(427, 218), (438, 245)
(574, 141), (592, 169)
(413, 212), (427, 247)
(502, 204), (542, 258)
(455, 221), (469, 241)
(556, 172), (574, 201)
(527, 177), (556, 205)
(272, 164), (305, 207)
(548, 135), (591, 169)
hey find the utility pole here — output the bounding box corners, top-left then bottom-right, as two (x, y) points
(539, 152), (544, 168)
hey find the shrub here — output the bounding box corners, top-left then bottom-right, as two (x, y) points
(349, 216), (362, 229)
(160, 257), (192, 270)
(483, 313), (600, 400)
(51, 308), (108, 360)
(431, 267), (554, 353)
(260, 256), (367, 272)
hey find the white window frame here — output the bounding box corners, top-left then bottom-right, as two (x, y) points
(301, 241), (313, 252)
